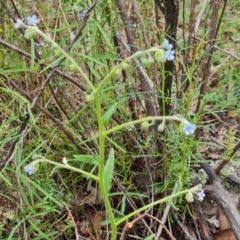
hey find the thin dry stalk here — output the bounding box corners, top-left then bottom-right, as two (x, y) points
(195, 0), (228, 119)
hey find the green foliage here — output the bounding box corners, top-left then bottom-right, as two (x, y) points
(103, 148), (115, 195)
(0, 0), (239, 239)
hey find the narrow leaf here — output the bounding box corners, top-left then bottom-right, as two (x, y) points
(145, 234), (155, 240)
(73, 155), (99, 165)
(30, 38), (35, 69)
(102, 103), (117, 125)
(103, 149), (115, 194)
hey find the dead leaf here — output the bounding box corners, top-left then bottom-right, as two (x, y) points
(207, 216), (220, 233)
(213, 228), (236, 240)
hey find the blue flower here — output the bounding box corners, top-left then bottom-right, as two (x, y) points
(27, 15), (40, 25)
(165, 49), (175, 61)
(14, 19), (25, 29)
(198, 190), (205, 201)
(183, 122), (196, 135)
(164, 39), (173, 51)
(162, 39), (175, 61)
(24, 162), (39, 175)
(24, 164), (35, 175)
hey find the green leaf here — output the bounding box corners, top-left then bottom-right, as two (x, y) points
(93, 21), (114, 49)
(76, 52), (108, 67)
(87, 62), (101, 79)
(73, 155), (99, 165)
(30, 38), (35, 69)
(102, 103), (117, 125)
(103, 149), (115, 195)
(145, 234), (155, 240)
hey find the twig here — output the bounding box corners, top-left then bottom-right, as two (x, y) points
(172, 211), (196, 240)
(194, 0), (208, 35)
(119, 222), (133, 240)
(195, 0), (227, 118)
(115, 0), (137, 53)
(65, 205), (80, 240)
(202, 166), (240, 240)
(132, 0), (150, 49)
(116, 33), (154, 90)
(120, 213), (175, 240)
(215, 140), (240, 175)
(155, 182), (178, 240)
(113, 174), (154, 235)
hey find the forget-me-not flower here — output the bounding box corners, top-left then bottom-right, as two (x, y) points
(183, 122), (196, 135)
(24, 164), (35, 175)
(24, 162), (39, 175)
(198, 190), (205, 201)
(165, 49), (175, 61)
(163, 39), (173, 51)
(27, 15), (40, 25)
(162, 39), (175, 61)
(14, 19), (25, 29)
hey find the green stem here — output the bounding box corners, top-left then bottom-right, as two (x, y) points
(161, 62), (166, 116)
(96, 47), (162, 92)
(104, 115), (188, 136)
(31, 158), (98, 181)
(115, 185), (201, 226)
(94, 92), (117, 239)
(31, 26), (95, 91)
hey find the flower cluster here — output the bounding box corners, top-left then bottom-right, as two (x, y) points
(185, 184), (205, 202)
(153, 38), (175, 63)
(14, 15), (40, 29)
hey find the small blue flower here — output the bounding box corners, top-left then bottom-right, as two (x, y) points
(27, 15), (40, 26)
(14, 19), (25, 29)
(162, 39), (175, 61)
(24, 162), (39, 175)
(183, 122), (196, 135)
(24, 164), (35, 175)
(198, 190), (205, 201)
(164, 39), (173, 51)
(165, 49), (175, 61)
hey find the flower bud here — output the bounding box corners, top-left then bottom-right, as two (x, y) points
(24, 28), (36, 39)
(154, 49), (166, 62)
(113, 68), (121, 76)
(121, 62), (130, 70)
(142, 56), (154, 66)
(63, 157), (68, 164)
(69, 64), (77, 71)
(157, 120), (165, 132)
(185, 192), (194, 202)
(142, 121), (149, 129)
(86, 94), (94, 102)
